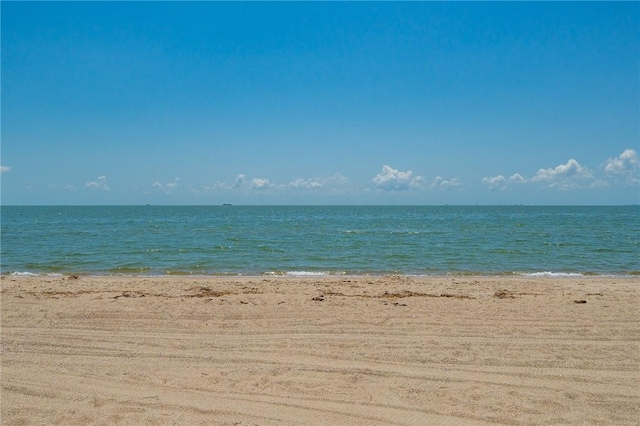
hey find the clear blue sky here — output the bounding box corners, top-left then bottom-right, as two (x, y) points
(2, 2), (638, 205)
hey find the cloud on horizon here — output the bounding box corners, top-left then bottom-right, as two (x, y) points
(372, 165), (425, 191)
(1, 165), (11, 173)
(288, 178), (322, 189)
(604, 148), (639, 185)
(234, 174), (246, 188)
(251, 178), (272, 190)
(432, 176), (461, 190)
(531, 159), (593, 187)
(85, 176), (110, 191)
(198, 173), (349, 195)
(152, 178), (180, 193)
(481, 149), (640, 192)
(481, 173), (528, 191)
(285, 173), (351, 194)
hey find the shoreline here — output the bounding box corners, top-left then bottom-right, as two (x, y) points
(2, 275), (638, 424)
(5, 270), (640, 278)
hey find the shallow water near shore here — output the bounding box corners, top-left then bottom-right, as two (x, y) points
(2, 205), (639, 276)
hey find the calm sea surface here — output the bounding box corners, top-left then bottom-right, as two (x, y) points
(1, 205), (638, 276)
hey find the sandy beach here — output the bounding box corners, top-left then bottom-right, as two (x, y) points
(1, 275), (638, 425)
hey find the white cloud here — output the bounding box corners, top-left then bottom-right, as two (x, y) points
(323, 173), (352, 194)
(481, 173), (527, 190)
(202, 174), (247, 192)
(484, 157), (616, 191)
(234, 174), (246, 188)
(481, 175), (507, 191)
(251, 178), (271, 190)
(288, 178), (322, 189)
(328, 173), (349, 185)
(85, 176), (110, 191)
(481, 175), (507, 188)
(285, 173), (350, 193)
(202, 173), (348, 194)
(529, 159), (593, 189)
(604, 148), (639, 184)
(0, 165), (11, 173)
(482, 151), (640, 192)
(509, 173), (526, 183)
(605, 148), (638, 174)
(152, 178), (180, 193)
(373, 165), (424, 191)
(532, 159), (592, 183)
(432, 176), (461, 189)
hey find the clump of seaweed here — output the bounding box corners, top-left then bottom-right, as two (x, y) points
(187, 286), (233, 298)
(493, 290), (515, 299)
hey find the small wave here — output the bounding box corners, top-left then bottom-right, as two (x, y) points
(526, 271), (584, 277)
(108, 267), (151, 274)
(264, 271), (339, 277)
(286, 271), (331, 277)
(10, 271), (40, 277)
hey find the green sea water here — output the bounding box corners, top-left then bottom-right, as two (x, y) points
(1, 205), (638, 276)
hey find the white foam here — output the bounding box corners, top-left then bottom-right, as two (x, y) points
(10, 271), (40, 277)
(264, 271), (333, 277)
(286, 271), (329, 277)
(526, 271), (584, 277)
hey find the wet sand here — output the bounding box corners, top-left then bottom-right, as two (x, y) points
(1, 275), (638, 425)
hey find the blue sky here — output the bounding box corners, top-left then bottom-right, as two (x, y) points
(2, 2), (638, 205)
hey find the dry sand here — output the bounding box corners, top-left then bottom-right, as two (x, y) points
(1, 275), (638, 425)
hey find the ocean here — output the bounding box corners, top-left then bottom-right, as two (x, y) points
(1, 205), (638, 277)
